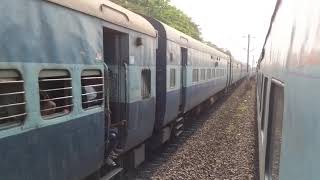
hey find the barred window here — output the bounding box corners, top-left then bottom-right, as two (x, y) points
(219, 69), (223, 77)
(39, 70), (72, 119)
(212, 69), (215, 78)
(169, 68), (176, 88)
(170, 53), (174, 62)
(0, 70), (26, 128)
(192, 69), (199, 82)
(141, 69), (151, 99)
(200, 69), (206, 81)
(207, 69), (211, 79)
(81, 70), (104, 110)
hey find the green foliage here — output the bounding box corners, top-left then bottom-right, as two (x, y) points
(110, 0), (202, 41)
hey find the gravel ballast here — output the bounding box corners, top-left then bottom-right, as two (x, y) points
(138, 80), (258, 180)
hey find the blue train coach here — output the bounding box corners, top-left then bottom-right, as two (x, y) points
(0, 0), (248, 179)
(257, 0), (320, 179)
(0, 0), (157, 179)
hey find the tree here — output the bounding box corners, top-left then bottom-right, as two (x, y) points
(110, 0), (202, 40)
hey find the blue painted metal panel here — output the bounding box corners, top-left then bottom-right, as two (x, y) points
(163, 90), (180, 126)
(0, 0), (102, 65)
(185, 78), (227, 112)
(163, 77), (228, 126)
(0, 113), (104, 180)
(256, 0), (320, 179)
(124, 97), (155, 151)
(0, 1), (105, 179)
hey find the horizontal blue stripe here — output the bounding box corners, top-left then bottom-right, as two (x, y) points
(0, 113), (104, 180)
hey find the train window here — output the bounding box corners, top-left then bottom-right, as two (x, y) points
(170, 53), (174, 62)
(39, 70), (73, 119)
(260, 76), (266, 113)
(192, 69), (199, 82)
(0, 70), (26, 128)
(216, 69), (220, 77)
(200, 69), (206, 81)
(207, 69), (211, 79)
(260, 74), (264, 98)
(212, 69), (215, 78)
(265, 81), (284, 180)
(261, 77), (268, 130)
(257, 73), (261, 97)
(141, 69), (151, 99)
(169, 68), (176, 88)
(81, 70), (104, 110)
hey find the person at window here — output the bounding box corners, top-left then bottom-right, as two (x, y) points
(40, 91), (56, 116)
(82, 84), (98, 108)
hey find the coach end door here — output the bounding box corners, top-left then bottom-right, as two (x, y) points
(179, 47), (188, 113)
(103, 27), (129, 144)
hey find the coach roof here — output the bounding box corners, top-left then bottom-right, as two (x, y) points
(48, 0), (157, 37)
(161, 22), (228, 58)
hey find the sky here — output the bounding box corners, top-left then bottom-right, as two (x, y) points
(170, 0), (277, 66)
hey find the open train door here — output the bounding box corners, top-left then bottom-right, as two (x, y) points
(179, 47), (188, 113)
(103, 27), (129, 149)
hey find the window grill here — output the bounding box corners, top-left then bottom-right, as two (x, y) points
(217, 69), (223, 77)
(0, 70), (26, 128)
(141, 69), (151, 99)
(200, 69), (206, 81)
(81, 70), (104, 109)
(212, 69), (215, 78)
(39, 70), (73, 119)
(192, 69), (199, 82)
(170, 53), (174, 62)
(169, 68), (176, 88)
(207, 69), (211, 79)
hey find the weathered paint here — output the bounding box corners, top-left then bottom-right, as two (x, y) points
(0, 112), (104, 180)
(0, 1), (105, 179)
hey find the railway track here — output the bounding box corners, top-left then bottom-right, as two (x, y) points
(132, 82), (258, 180)
(133, 80), (254, 180)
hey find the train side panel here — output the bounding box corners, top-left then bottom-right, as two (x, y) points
(257, 0), (320, 179)
(122, 31), (157, 151)
(0, 1), (105, 179)
(185, 49), (228, 112)
(99, 5), (157, 152)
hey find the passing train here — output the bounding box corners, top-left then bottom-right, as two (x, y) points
(257, 0), (320, 179)
(0, 0), (248, 179)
